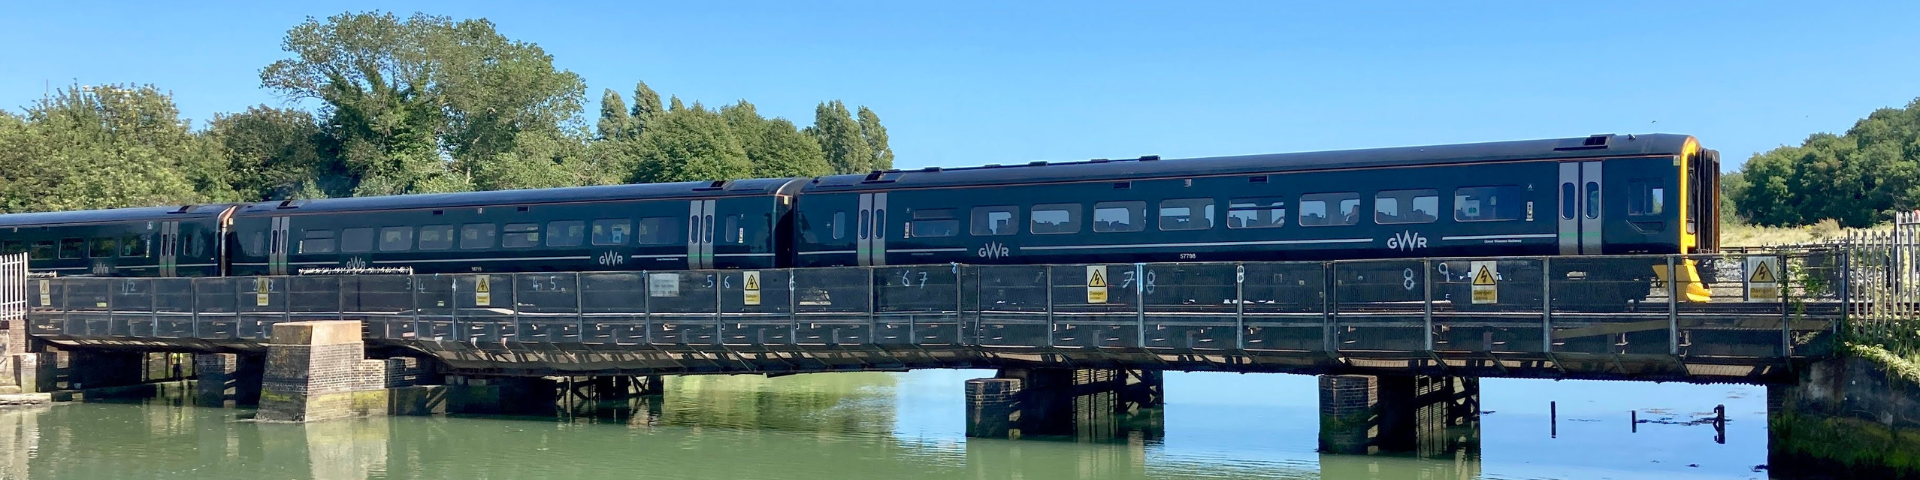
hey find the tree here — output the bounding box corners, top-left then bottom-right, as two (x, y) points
(259, 10), (585, 197)
(0, 84), (233, 213)
(596, 89), (630, 141)
(470, 129), (606, 190)
(857, 106), (893, 171)
(811, 100), (872, 174)
(720, 100), (830, 178)
(207, 105), (339, 200)
(1730, 98), (1920, 227)
(627, 106), (754, 184)
(630, 81), (663, 135)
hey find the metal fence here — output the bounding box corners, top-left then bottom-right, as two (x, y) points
(1842, 212), (1920, 346)
(20, 253), (1840, 359)
(0, 253), (24, 322)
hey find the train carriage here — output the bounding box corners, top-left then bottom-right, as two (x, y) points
(0, 205), (230, 277)
(226, 179), (803, 276)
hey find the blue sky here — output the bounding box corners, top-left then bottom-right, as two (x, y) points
(3, 1), (1917, 172)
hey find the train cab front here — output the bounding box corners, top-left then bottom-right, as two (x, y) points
(1670, 137), (1720, 303)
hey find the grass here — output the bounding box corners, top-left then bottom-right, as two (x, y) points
(1720, 219), (1849, 247)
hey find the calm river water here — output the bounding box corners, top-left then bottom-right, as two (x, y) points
(0, 371), (1771, 480)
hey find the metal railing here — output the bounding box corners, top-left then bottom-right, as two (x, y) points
(0, 253), (24, 322)
(20, 253), (1841, 360)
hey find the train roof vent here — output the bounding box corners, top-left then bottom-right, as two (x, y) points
(693, 180), (729, 191)
(1090, 158), (1110, 163)
(921, 166), (941, 172)
(275, 199), (299, 209)
(1138, 155), (1161, 161)
(1555, 135), (1612, 151)
(862, 171), (905, 183)
(170, 205), (193, 213)
(1028, 160), (1048, 167)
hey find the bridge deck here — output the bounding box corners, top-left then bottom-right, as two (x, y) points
(18, 254), (1845, 383)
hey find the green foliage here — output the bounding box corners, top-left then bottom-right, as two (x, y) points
(811, 100), (873, 174)
(0, 11), (899, 215)
(1732, 99), (1920, 227)
(627, 105), (754, 184)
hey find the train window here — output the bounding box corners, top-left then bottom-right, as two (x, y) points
(121, 235), (148, 258)
(370, 227), (407, 252)
(0, 241), (21, 255)
(721, 215), (745, 244)
(1031, 203), (1082, 235)
(1560, 183), (1576, 220)
(1092, 201), (1147, 233)
(592, 219), (631, 246)
(58, 238), (83, 259)
(909, 209), (959, 238)
(30, 241), (55, 260)
(502, 223), (540, 248)
(1375, 189), (1439, 225)
(1628, 181), (1664, 216)
(636, 217), (678, 245)
(970, 206), (1020, 236)
(546, 221), (585, 247)
(1454, 185), (1525, 222)
(90, 237), (118, 258)
(1583, 182), (1600, 219)
(858, 210), (871, 240)
(832, 211), (847, 240)
(1299, 193), (1360, 227)
(341, 228), (374, 253)
(460, 224), (497, 250)
(1158, 198), (1215, 231)
(299, 230), (336, 254)
(1228, 197), (1286, 229)
(418, 225), (455, 250)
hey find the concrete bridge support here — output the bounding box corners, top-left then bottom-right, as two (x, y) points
(194, 353), (263, 407)
(1318, 374), (1479, 456)
(965, 368), (1164, 440)
(1769, 357), (1920, 478)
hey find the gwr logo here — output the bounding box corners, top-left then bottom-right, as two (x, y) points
(597, 251), (625, 266)
(1386, 231), (1427, 252)
(978, 242), (1012, 259)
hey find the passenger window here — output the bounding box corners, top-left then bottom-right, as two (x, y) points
(592, 219), (631, 246)
(31, 241), (55, 260)
(1455, 185), (1526, 222)
(90, 237), (118, 258)
(460, 224), (497, 250)
(636, 217), (678, 245)
(831, 211), (847, 240)
(721, 215), (744, 244)
(378, 227), (413, 252)
(1158, 198), (1215, 231)
(418, 225), (455, 250)
(1030, 203), (1082, 235)
(1375, 189), (1439, 225)
(1583, 182), (1600, 219)
(970, 206), (1020, 236)
(909, 209), (958, 238)
(1299, 193), (1360, 227)
(121, 235), (148, 258)
(1092, 201), (1147, 233)
(341, 228), (375, 253)
(1628, 181), (1665, 216)
(1560, 183), (1576, 220)
(57, 238), (83, 259)
(1228, 197), (1287, 229)
(502, 223), (540, 248)
(0, 241), (21, 255)
(299, 230), (336, 254)
(546, 221), (585, 247)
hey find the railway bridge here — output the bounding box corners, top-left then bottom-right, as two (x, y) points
(0, 250), (1864, 455)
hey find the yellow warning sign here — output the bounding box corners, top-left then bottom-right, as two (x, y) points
(38, 280), (50, 307)
(743, 271), (762, 306)
(475, 275), (492, 306)
(255, 277), (271, 307)
(1087, 265), (1108, 304)
(1470, 261), (1498, 304)
(1746, 256), (1781, 301)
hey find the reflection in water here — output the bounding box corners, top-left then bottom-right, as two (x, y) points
(0, 372), (1773, 479)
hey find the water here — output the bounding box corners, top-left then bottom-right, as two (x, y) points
(0, 371), (1773, 480)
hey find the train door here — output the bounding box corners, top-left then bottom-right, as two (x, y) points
(158, 221), (179, 277)
(856, 193), (888, 266)
(687, 200), (716, 269)
(269, 216), (290, 275)
(1557, 162), (1604, 254)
